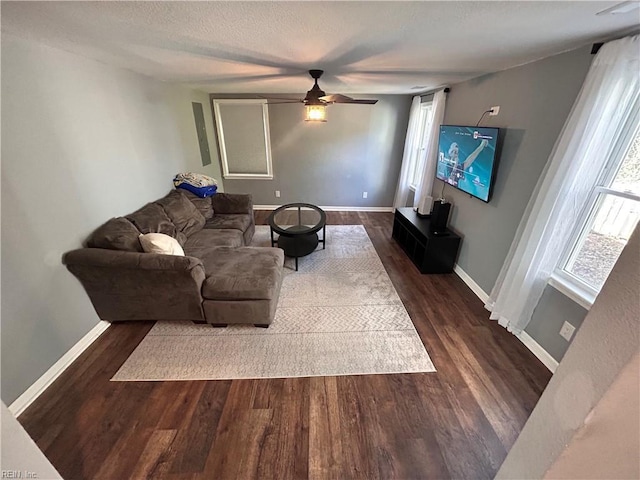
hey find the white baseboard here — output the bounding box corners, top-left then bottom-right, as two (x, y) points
(9, 320), (110, 417)
(453, 264), (558, 373)
(254, 205), (394, 212)
(517, 331), (559, 373)
(453, 264), (490, 304)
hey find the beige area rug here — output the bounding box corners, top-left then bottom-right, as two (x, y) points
(112, 225), (435, 381)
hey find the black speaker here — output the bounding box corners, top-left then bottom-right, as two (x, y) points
(430, 201), (451, 234)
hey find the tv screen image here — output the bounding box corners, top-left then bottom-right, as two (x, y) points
(436, 125), (500, 202)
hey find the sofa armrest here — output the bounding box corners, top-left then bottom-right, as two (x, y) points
(63, 248), (204, 271)
(63, 248), (206, 321)
(211, 193), (253, 215)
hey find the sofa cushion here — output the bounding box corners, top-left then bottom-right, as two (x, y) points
(199, 247), (284, 301)
(183, 229), (244, 255)
(86, 217), (142, 252)
(175, 232), (188, 246)
(211, 193), (252, 214)
(126, 203), (177, 237)
(203, 214), (252, 233)
(156, 190), (205, 236)
(139, 233), (185, 256)
(179, 190), (214, 219)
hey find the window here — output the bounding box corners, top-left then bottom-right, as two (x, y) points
(212, 99), (273, 179)
(553, 125), (640, 306)
(408, 101), (434, 190)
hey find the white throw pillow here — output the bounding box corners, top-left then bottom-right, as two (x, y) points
(138, 233), (185, 256)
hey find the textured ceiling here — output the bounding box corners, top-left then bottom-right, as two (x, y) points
(2, 1), (639, 95)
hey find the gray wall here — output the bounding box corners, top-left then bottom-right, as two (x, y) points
(1, 34), (221, 405)
(440, 45), (594, 362)
(496, 223), (640, 479)
(526, 285), (588, 361)
(214, 95), (412, 207)
(441, 45), (593, 292)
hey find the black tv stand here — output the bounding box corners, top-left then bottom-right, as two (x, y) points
(392, 208), (461, 274)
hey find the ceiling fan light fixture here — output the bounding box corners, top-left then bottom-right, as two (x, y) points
(305, 104), (327, 122)
(262, 69), (377, 119)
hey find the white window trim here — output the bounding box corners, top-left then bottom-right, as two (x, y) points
(408, 102), (434, 191)
(595, 186), (640, 202)
(548, 271), (595, 310)
(552, 117), (639, 307)
(212, 99), (274, 180)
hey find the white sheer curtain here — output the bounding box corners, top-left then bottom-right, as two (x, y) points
(413, 89), (447, 211)
(486, 35), (640, 334)
(393, 96), (422, 209)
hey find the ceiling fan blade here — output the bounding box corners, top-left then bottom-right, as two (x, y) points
(320, 94), (353, 103)
(342, 99), (379, 105)
(321, 94), (378, 105)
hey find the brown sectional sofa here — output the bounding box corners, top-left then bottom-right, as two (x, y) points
(63, 190), (284, 327)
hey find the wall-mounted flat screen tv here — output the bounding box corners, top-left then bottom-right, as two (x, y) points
(436, 125), (501, 202)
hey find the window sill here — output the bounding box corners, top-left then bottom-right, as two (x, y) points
(223, 174), (273, 180)
(548, 273), (595, 311)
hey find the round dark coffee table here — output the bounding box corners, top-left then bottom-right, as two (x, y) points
(268, 203), (326, 271)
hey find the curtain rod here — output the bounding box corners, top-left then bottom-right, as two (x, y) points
(591, 29), (639, 55)
(419, 87), (450, 98)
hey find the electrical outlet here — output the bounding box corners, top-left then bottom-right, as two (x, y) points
(489, 106), (500, 116)
(362, 191), (368, 199)
(559, 321), (576, 341)
(275, 190), (281, 198)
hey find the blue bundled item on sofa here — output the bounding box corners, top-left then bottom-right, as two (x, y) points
(173, 172), (218, 198)
(176, 183), (218, 198)
(173, 172), (217, 187)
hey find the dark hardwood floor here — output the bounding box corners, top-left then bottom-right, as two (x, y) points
(19, 211), (551, 479)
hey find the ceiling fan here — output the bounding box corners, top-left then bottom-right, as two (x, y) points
(262, 69), (378, 122)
